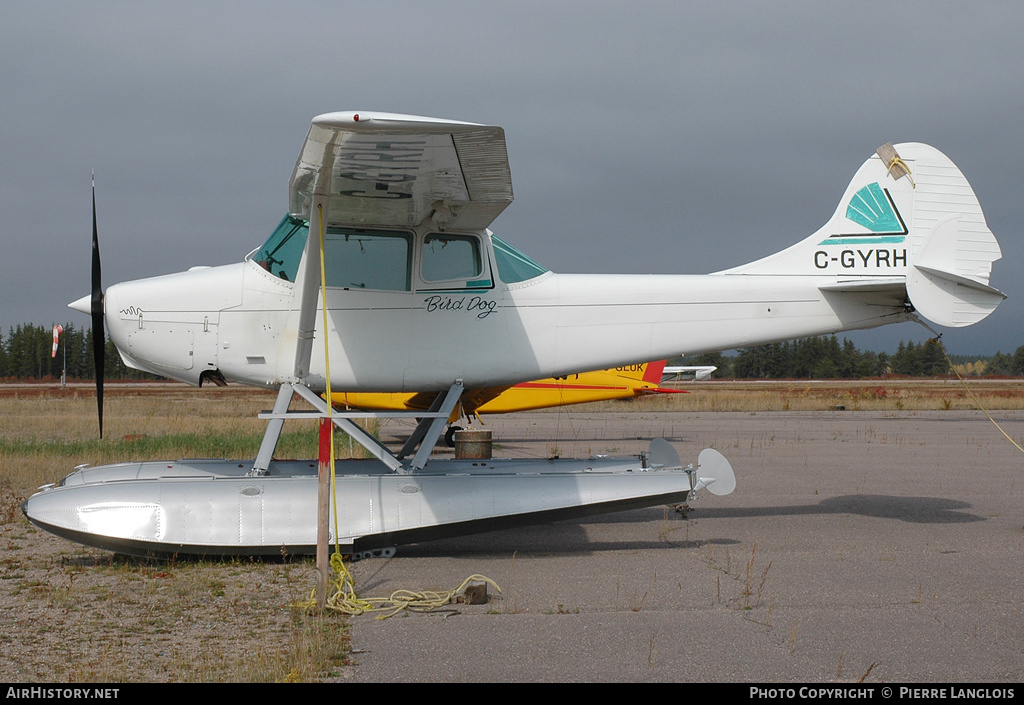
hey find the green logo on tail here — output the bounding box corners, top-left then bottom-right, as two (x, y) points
(846, 183), (903, 232)
(819, 182), (907, 245)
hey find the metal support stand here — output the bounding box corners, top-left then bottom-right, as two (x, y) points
(252, 380), (465, 475)
(251, 382), (294, 475)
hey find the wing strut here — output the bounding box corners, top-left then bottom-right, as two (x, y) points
(292, 195), (332, 380)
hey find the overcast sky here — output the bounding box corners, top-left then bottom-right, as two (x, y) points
(2, 2), (1021, 356)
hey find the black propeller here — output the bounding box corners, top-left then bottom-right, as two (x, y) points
(90, 177), (104, 438)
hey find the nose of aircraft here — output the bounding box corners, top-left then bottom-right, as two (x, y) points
(69, 293), (93, 314)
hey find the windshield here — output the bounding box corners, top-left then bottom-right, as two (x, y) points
(491, 235), (549, 283)
(252, 215), (309, 282)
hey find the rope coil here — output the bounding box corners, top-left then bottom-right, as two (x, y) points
(298, 554), (502, 619)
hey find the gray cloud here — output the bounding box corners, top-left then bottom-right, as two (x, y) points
(2, 1), (1021, 355)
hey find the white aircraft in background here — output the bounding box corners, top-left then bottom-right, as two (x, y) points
(24, 111), (1003, 559)
(662, 366), (717, 381)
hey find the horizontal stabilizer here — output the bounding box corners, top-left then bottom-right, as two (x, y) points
(818, 278), (906, 294)
(913, 265), (1006, 297)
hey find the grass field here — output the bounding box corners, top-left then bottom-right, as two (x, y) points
(1, 378), (1021, 681)
(0, 384), (349, 682)
(3, 377), (1022, 501)
(621, 377), (1024, 413)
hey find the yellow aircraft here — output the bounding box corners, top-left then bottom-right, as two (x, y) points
(331, 360), (685, 444)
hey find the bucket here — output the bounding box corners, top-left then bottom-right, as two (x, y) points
(454, 429), (492, 459)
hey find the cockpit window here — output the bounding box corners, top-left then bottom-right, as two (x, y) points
(422, 234), (482, 282)
(254, 217), (545, 289)
(325, 228), (412, 291)
(253, 215), (308, 282)
(253, 217), (412, 291)
(491, 235), (549, 283)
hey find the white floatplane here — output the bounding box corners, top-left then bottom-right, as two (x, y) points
(23, 112), (1003, 558)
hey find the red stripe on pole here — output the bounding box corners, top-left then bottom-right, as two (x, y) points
(318, 418), (331, 469)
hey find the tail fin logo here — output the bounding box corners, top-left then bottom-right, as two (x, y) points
(819, 182), (907, 245)
(847, 183), (903, 232)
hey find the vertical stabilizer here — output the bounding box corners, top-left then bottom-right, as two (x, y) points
(717, 143), (1003, 328)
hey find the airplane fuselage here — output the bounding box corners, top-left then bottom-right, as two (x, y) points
(104, 221), (909, 392)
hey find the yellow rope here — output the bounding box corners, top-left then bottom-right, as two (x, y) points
(307, 205), (502, 617)
(323, 558), (501, 619)
(297, 554), (502, 620)
(937, 338), (1024, 455)
(886, 154), (916, 188)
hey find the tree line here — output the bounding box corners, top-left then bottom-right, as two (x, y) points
(679, 336), (1024, 379)
(3, 323), (1023, 382)
(0, 323), (158, 381)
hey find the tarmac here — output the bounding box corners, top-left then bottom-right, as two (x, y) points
(338, 409), (1024, 683)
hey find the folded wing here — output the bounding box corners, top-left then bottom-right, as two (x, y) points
(289, 111), (513, 232)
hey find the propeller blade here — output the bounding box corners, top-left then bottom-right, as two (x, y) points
(91, 177), (104, 438)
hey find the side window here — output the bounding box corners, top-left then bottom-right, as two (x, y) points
(491, 235), (549, 283)
(325, 229), (412, 291)
(422, 234), (482, 282)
